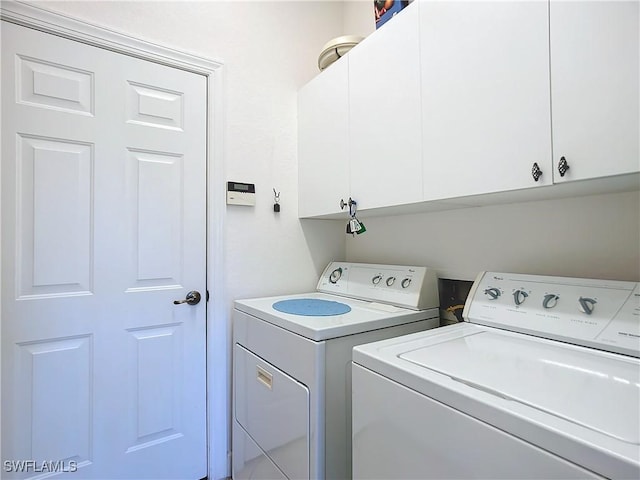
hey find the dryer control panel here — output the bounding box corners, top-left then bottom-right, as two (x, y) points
(463, 272), (640, 357)
(317, 262), (439, 311)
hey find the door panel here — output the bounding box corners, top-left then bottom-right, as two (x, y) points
(14, 335), (93, 466)
(2, 20), (207, 479)
(126, 81), (184, 130)
(17, 54), (94, 115)
(127, 324), (183, 448)
(127, 149), (184, 288)
(17, 134), (93, 297)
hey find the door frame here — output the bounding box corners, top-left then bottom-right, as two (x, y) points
(0, 1), (228, 478)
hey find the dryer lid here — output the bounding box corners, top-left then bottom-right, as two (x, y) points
(399, 330), (640, 444)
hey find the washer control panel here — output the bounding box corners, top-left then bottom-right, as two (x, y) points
(464, 272), (640, 357)
(317, 262), (439, 310)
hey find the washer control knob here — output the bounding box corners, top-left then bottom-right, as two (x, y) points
(372, 274), (383, 285)
(329, 268), (342, 284)
(513, 289), (528, 306)
(543, 294), (559, 309)
(401, 278), (412, 289)
(484, 287), (501, 300)
(386, 276), (396, 286)
(578, 297), (597, 315)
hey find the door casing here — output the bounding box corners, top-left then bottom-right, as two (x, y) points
(0, 1), (228, 478)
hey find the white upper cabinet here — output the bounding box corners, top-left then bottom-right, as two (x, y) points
(550, 0), (639, 183)
(297, 0), (639, 219)
(298, 57), (350, 218)
(348, 2), (423, 210)
(420, 0), (553, 201)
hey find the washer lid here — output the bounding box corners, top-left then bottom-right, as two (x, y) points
(399, 330), (640, 444)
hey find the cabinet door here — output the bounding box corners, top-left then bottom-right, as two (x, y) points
(298, 58), (349, 218)
(348, 2), (423, 210)
(550, 1), (639, 182)
(421, 1), (552, 201)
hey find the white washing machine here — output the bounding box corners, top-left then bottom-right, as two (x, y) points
(352, 271), (640, 479)
(232, 262), (440, 480)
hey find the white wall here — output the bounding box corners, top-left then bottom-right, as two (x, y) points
(343, 0), (376, 37)
(346, 191), (640, 282)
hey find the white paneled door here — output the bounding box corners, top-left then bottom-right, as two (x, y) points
(1, 21), (207, 479)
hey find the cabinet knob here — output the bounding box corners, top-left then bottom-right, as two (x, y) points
(558, 156), (570, 177)
(531, 162), (543, 182)
(340, 197), (357, 213)
(340, 198), (354, 210)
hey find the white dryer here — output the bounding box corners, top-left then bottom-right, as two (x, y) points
(352, 271), (640, 479)
(232, 262), (440, 480)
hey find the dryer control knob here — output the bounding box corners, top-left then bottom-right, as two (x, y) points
(401, 278), (412, 289)
(484, 287), (501, 300)
(513, 289), (528, 306)
(329, 267), (342, 284)
(372, 274), (383, 285)
(386, 276), (396, 286)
